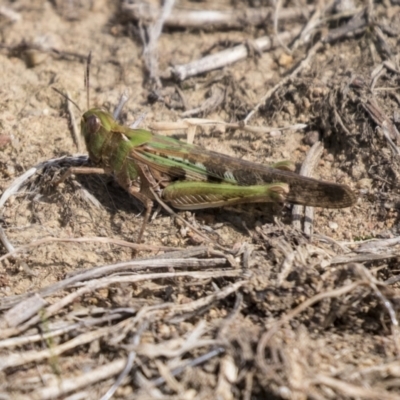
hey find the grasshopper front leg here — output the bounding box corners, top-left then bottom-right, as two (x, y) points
(162, 181), (289, 210)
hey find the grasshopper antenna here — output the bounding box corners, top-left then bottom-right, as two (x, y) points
(85, 52), (92, 111)
(52, 87), (81, 113)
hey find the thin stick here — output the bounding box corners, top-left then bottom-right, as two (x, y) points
(292, 7), (322, 49)
(0, 324), (112, 370)
(331, 252), (399, 264)
(165, 28), (301, 81)
(143, 0), (176, 87)
(166, 280), (246, 317)
(0, 258), (230, 312)
(0, 226), (15, 254)
(0, 313), (123, 349)
(129, 112), (147, 129)
(292, 141), (324, 235)
(100, 322), (147, 400)
(121, 2), (314, 30)
(113, 92), (129, 120)
(0, 270), (241, 340)
(353, 263), (400, 355)
(0, 5), (21, 22)
(151, 347), (225, 386)
(31, 358), (127, 400)
(274, 0), (292, 54)
(313, 374), (400, 400)
(52, 87), (81, 113)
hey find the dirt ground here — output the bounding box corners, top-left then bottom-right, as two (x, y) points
(1, 0), (400, 399)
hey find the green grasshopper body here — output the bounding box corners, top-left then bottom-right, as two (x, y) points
(79, 107), (356, 240)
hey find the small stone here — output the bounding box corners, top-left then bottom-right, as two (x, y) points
(329, 221), (338, 231)
(184, 389), (197, 399)
(304, 131), (320, 146)
(278, 386), (292, 399)
(303, 97), (311, 109)
(334, 0), (356, 12)
(0, 135), (11, 148)
(278, 53), (294, 68)
(270, 130), (281, 137)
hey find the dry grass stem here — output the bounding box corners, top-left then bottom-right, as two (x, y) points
(142, 0), (175, 87)
(313, 374), (400, 400)
(0, 5), (21, 22)
(32, 358), (128, 400)
(292, 141), (324, 235)
(0, 257), (231, 312)
(113, 91), (129, 120)
(121, 1), (314, 30)
(331, 252), (399, 264)
(165, 28), (301, 81)
(353, 263), (400, 353)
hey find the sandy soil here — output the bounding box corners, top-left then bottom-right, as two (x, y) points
(1, 0), (400, 399)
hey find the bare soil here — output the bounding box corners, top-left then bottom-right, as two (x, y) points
(1, 1), (400, 399)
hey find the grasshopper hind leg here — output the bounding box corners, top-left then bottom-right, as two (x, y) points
(162, 181), (289, 210)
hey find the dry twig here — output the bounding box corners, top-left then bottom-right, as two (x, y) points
(292, 141), (324, 235)
(121, 1), (314, 30)
(142, 0), (175, 87)
(164, 28), (301, 81)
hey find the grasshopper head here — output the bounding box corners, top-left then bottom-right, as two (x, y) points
(81, 108), (114, 162)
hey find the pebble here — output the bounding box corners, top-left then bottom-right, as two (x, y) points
(270, 130), (281, 137)
(304, 130), (320, 146)
(329, 221), (338, 231)
(278, 53), (294, 68)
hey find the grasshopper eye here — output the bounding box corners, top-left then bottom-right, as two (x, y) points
(85, 115), (101, 135)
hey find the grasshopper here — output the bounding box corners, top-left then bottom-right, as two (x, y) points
(57, 55), (356, 242)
